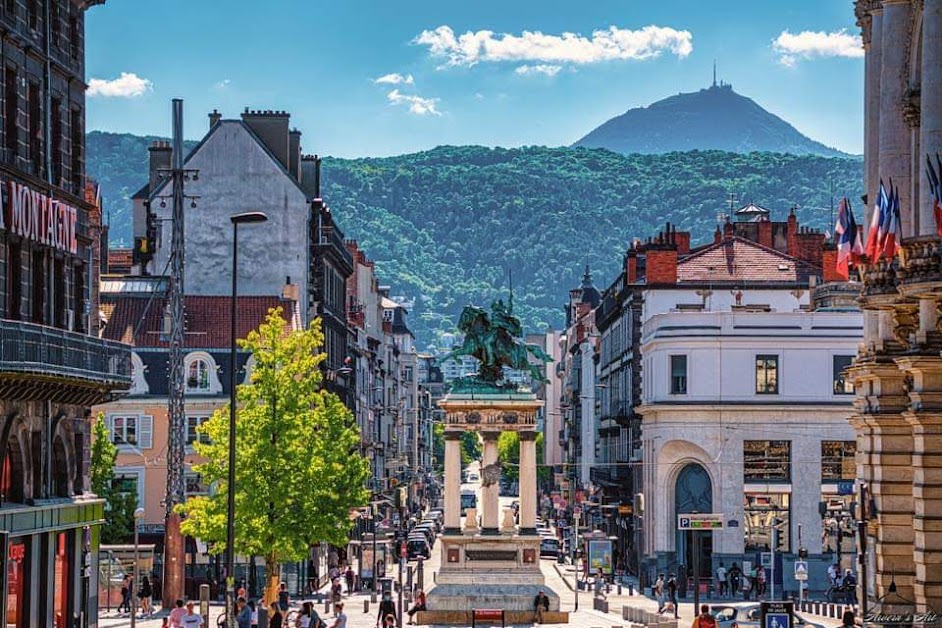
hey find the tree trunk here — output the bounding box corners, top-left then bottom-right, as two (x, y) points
(264, 553), (281, 607)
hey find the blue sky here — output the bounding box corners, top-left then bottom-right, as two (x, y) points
(86, 0), (864, 158)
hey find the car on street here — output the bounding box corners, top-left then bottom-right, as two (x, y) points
(406, 536), (431, 560)
(467, 472), (480, 483)
(539, 537), (560, 558)
(712, 605), (825, 628)
(461, 489), (477, 515)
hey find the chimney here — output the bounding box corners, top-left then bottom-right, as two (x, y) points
(625, 251), (638, 283)
(714, 226), (722, 245)
(289, 128), (302, 182)
(723, 216), (734, 240)
(821, 247), (846, 283)
(281, 275), (299, 301)
(757, 217), (773, 249)
(241, 109), (291, 171)
(675, 231), (691, 255)
(645, 245), (678, 285)
(786, 210), (799, 256)
(148, 141), (172, 192)
(208, 109), (222, 129)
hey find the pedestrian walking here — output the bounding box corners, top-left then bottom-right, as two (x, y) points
(169, 599), (187, 628)
(330, 602), (348, 628)
(594, 568), (607, 600)
(345, 565), (356, 594)
(756, 566), (767, 598)
(729, 563), (742, 598)
(236, 597), (252, 628)
(181, 601), (204, 627)
(269, 602), (284, 628)
(655, 573), (666, 613)
(377, 591), (397, 628)
(119, 575), (132, 614)
(692, 605), (718, 628)
(666, 573), (679, 618)
(716, 563), (727, 598)
(278, 582), (290, 613)
(139, 576), (153, 616)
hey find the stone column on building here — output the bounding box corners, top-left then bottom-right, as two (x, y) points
(481, 431), (501, 535)
(879, 0), (914, 235)
(859, 361), (915, 601)
(921, 0), (942, 235)
(860, 1), (883, 214)
(898, 356), (942, 611)
(444, 429), (463, 534)
(518, 431), (538, 535)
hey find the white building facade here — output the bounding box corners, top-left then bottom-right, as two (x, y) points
(638, 307), (861, 593)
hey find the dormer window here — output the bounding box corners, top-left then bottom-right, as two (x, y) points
(187, 359), (210, 391)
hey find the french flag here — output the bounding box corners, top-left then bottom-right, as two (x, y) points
(881, 184), (902, 260)
(834, 197), (864, 279)
(864, 180), (888, 261)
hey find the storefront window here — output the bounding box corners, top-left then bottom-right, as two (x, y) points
(53, 532), (71, 628)
(821, 441), (856, 481)
(743, 493), (790, 553)
(7, 539), (28, 628)
(744, 440), (791, 483)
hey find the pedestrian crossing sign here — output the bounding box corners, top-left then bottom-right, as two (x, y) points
(794, 560), (808, 581)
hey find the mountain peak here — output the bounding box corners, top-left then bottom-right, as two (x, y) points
(574, 83), (847, 157)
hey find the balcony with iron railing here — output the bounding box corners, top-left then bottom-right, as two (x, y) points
(0, 319), (132, 404)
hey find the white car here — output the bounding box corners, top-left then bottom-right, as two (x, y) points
(467, 473), (480, 483)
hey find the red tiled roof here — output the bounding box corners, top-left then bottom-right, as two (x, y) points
(101, 294), (296, 348)
(108, 248), (133, 273)
(677, 236), (817, 283)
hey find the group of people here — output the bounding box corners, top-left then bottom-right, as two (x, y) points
(653, 573), (679, 618)
(375, 588), (428, 626)
(116, 574), (156, 617)
(714, 562), (766, 599)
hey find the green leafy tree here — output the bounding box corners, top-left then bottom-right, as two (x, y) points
(89, 414), (138, 544)
(497, 431), (549, 483)
(461, 431), (481, 465)
(432, 422), (445, 473)
(179, 310), (371, 603)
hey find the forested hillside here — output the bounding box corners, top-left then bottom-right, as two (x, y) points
(87, 133), (862, 348)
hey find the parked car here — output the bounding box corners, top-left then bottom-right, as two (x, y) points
(412, 524), (436, 547)
(539, 537), (560, 558)
(713, 605), (825, 628)
(467, 472), (480, 483)
(406, 536), (431, 560)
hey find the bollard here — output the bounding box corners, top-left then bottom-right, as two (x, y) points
(622, 607), (631, 620)
(325, 600), (331, 614)
(617, 584), (622, 596)
(200, 584), (210, 628)
(364, 600), (370, 614)
(629, 584), (634, 596)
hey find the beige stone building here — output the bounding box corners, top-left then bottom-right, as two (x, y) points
(851, 0), (942, 613)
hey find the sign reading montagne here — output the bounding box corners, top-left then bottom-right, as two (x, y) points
(574, 81), (848, 157)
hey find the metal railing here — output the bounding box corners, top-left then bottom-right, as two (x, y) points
(0, 319), (132, 385)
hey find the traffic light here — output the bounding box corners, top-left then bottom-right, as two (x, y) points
(773, 518), (789, 553)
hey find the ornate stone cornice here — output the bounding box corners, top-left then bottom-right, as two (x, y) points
(902, 88), (921, 128)
(855, 0), (879, 44)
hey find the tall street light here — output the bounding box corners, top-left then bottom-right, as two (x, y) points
(131, 507), (145, 628)
(226, 211), (268, 628)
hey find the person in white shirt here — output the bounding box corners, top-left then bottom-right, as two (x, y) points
(180, 601), (204, 627)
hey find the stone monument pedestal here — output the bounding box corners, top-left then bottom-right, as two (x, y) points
(428, 390), (562, 616)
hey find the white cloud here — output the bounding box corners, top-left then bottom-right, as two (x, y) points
(772, 29), (863, 66)
(413, 24), (693, 68)
(374, 73), (415, 85)
(386, 89), (441, 116)
(87, 72), (153, 98)
(214, 79), (231, 89)
(514, 64), (562, 77)
(474, 92), (485, 101)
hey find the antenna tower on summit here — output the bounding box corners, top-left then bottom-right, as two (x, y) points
(713, 60), (717, 87)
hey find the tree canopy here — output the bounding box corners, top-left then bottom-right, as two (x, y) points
(179, 309), (370, 601)
(90, 414), (138, 545)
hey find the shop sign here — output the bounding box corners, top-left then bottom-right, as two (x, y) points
(8, 542), (24, 561)
(0, 180), (79, 255)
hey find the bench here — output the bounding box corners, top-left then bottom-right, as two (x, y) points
(472, 608), (505, 628)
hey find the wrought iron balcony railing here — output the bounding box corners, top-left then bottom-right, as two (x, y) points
(0, 319), (132, 401)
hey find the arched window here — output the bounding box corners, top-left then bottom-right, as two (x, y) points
(52, 436), (70, 498)
(1, 435), (26, 504)
(184, 352), (223, 394)
(187, 359), (210, 391)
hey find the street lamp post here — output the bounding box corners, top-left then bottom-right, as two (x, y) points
(131, 508), (145, 628)
(226, 212), (268, 628)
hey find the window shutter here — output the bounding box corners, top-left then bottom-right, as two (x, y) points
(139, 416), (154, 449)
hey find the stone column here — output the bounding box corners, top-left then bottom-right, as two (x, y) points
(481, 431), (500, 535)
(879, 0), (914, 236)
(518, 431), (538, 535)
(899, 356), (942, 611)
(444, 430), (462, 534)
(921, 0), (942, 235)
(870, 361), (915, 601)
(864, 4), (883, 214)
